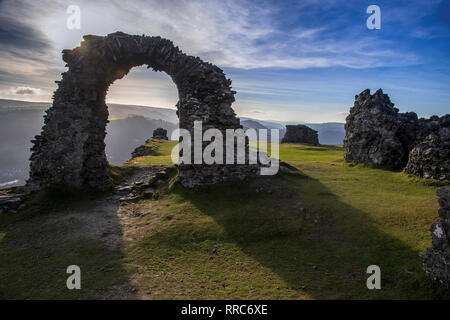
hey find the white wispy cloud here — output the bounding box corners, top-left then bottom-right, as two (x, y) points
(0, 86), (45, 101)
(0, 0), (435, 93)
(0, 0), (448, 122)
(14, 87), (41, 95)
(14, 0), (422, 70)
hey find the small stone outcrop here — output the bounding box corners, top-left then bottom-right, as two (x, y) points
(0, 187), (28, 214)
(115, 165), (173, 203)
(282, 124), (319, 145)
(419, 186), (450, 289)
(152, 128), (168, 140)
(344, 89), (449, 180)
(130, 138), (157, 159)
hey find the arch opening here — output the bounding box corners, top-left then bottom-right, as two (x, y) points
(104, 66), (178, 164)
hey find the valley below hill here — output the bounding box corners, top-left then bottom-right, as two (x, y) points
(0, 99), (345, 186)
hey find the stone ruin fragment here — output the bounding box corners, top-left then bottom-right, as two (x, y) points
(420, 186), (450, 289)
(344, 89), (449, 180)
(281, 124), (319, 145)
(152, 128), (168, 140)
(405, 117), (450, 180)
(27, 32), (258, 191)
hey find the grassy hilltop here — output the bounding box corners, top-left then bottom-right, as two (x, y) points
(0, 140), (449, 299)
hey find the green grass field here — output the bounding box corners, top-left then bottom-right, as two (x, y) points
(127, 139), (178, 166)
(0, 140), (448, 299)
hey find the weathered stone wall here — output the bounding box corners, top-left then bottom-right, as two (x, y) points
(419, 186), (450, 289)
(28, 32), (256, 190)
(344, 89), (449, 180)
(281, 124), (319, 145)
(344, 89), (416, 169)
(404, 115), (450, 180)
(152, 128), (168, 140)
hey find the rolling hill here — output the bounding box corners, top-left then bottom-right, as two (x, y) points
(0, 99), (345, 186)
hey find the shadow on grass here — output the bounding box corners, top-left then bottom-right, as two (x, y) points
(166, 166), (449, 299)
(0, 191), (133, 299)
(2, 164), (448, 299)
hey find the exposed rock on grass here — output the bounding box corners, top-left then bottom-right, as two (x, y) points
(115, 165), (175, 203)
(420, 186), (450, 289)
(0, 187), (29, 214)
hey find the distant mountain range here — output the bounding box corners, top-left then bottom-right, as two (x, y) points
(0, 99), (179, 123)
(107, 102), (179, 124)
(240, 117), (345, 145)
(0, 99), (177, 185)
(0, 99), (345, 186)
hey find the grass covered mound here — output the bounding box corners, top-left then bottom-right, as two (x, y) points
(127, 139), (178, 166)
(0, 140), (448, 299)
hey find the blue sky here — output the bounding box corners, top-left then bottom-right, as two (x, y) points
(0, 0), (449, 122)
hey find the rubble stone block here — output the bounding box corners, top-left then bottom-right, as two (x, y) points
(281, 125), (319, 145)
(152, 128), (168, 140)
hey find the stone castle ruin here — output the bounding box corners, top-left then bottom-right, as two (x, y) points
(344, 89), (449, 180)
(282, 124), (319, 145)
(420, 186), (450, 288)
(27, 32), (256, 190)
(152, 128), (168, 140)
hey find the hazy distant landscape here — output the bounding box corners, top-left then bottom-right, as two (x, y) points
(0, 99), (344, 186)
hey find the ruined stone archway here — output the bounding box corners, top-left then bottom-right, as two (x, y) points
(28, 32), (256, 190)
